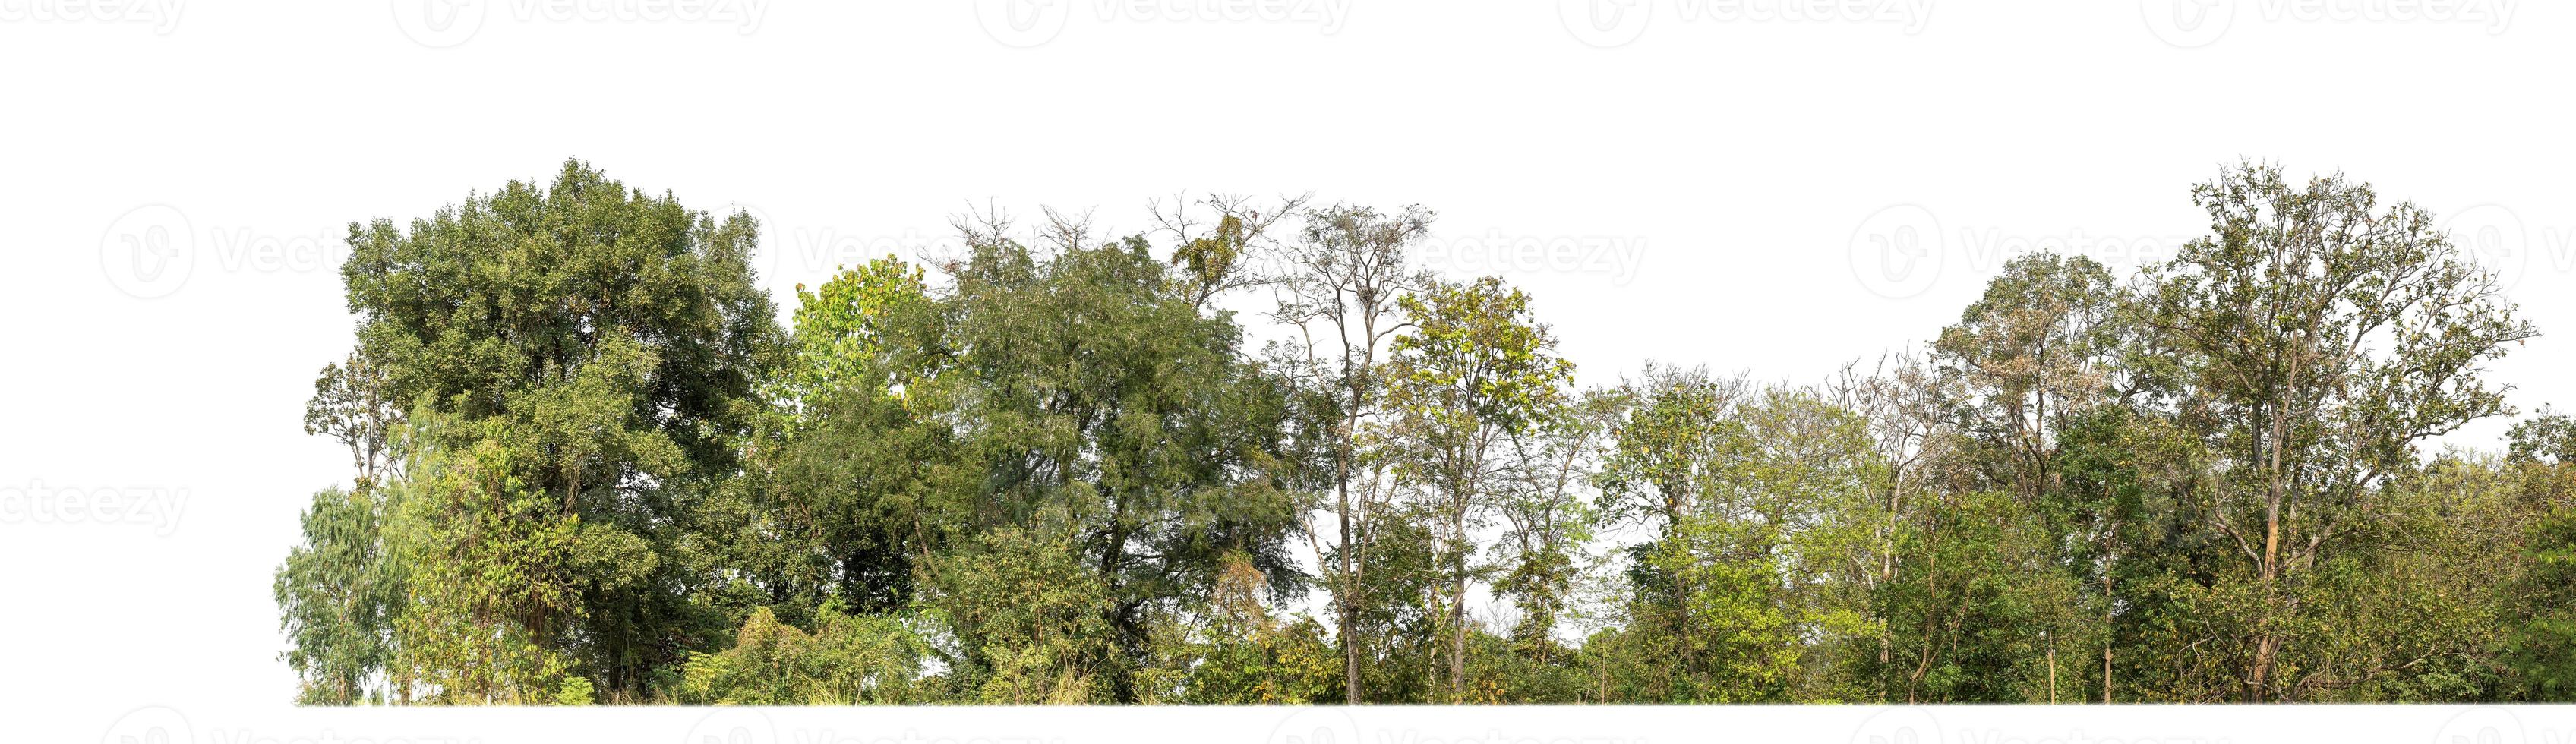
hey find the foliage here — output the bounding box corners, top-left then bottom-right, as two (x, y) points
(276, 162), (2570, 705)
(677, 601), (930, 705)
(274, 485), (397, 705)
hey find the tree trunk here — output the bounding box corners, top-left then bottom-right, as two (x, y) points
(1878, 476), (1902, 702)
(1451, 512), (1469, 701)
(2249, 405), (2287, 702)
(2101, 558), (2114, 704)
(2047, 637), (2057, 703)
(1338, 450), (1359, 705)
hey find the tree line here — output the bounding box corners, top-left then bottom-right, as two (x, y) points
(273, 159), (2576, 705)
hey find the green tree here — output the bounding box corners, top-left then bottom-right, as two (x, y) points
(1597, 386), (1880, 701)
(1930, 252), (2151, 703)
(1492, 389), (1618, 665)
(895, 227), (1307, 701)
(677, 601), (932, 705)
(273, 485), (398, 705)
(1866, 485), (2087, 702)
(2139, 162), (2536, 700)
(696, 254), (949, 629)
(271, 164), (2576, 707)
(379, 410), (586, 704)
(2047, 405), (2197, 702)
(283, 159), (785, 701)
(2502, 414), (2576, 698)
(1384, 276), (1576, 698)
(778, 255), (933, 412)
(1933, 252), (2126, 500)
(1596, 364), (1747, 689)
(1143, 555), (1343, 704)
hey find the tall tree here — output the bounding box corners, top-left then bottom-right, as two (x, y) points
(1932, 253), (2133, 702)
(2501, 412), (2576, 698)
(1933, 253), (2125, 501)
(1596, 364), (1749, 689)
(1269, 203), (1435, 703)
(286, 159), (784, 700)
(1494, 389), (1620, 664)
(273, 484), (397, 705)
(2139, 162), (2536, 700)
(1829, 352), (1949, 701)
(907, 225), (1308, 701)
(275, 163), (2576, 707)
(1383, 276), (1576, 698)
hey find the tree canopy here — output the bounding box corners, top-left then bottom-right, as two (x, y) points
(277, 160), (2574, 705)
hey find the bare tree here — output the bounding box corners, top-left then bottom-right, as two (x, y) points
(1148, 191), (1315, 310)
(1268, 203), (1435, 704)
(1829, 349), (1949, 701)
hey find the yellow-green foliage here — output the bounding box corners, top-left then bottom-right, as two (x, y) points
(678, 604), (929, 705)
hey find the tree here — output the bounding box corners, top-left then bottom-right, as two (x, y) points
(274, 163), (2576, 707)
(379, 409), (586, 705)
(1828, 352), (1949, 701)
(2501, 412), (2576, 698)
(778, 254), (932, 412)
(1596, 383), (1880, 701)
(677, 601), (932, 705)
(305, 352), (401, 491)
(286, 159), (785, 700)
(2138, 162), (2537, 700)
(1148, 191), (1312, 311)
(1596, 363), (1748, 686)
(1268, 203), (1435, 703)
(1599, 365), (1753, 534)
(2047, 404), (2196, 702)
(1493, 389), (1620, 664)
(1933, 252), (2136, 702)
(273, 485), (397, 705)
(697, 253), (948, 627)
(1144, 553), (1343, 704)
(899, 224), (1307, 701)
(1383, 276), (1575, 698)
(1934, 253), (2125, 501)
(1866, 486), (2083, 702)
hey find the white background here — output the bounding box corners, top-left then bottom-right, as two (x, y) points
(6, 1), (2576, 742)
